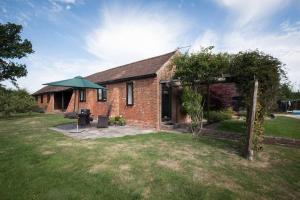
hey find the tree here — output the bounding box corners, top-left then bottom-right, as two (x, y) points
(230, 50), (286, 153)
(0, 23), (34, 86)
(0, 87), (36, 116)
(172, 47), (230, 122)
(181, 87), (204, 135)
(279, 82), (300, 100)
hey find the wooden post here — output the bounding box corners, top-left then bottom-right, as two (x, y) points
(246, 80), (258, 161)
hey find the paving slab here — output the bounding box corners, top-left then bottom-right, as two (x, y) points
(50, 122), (155, 139)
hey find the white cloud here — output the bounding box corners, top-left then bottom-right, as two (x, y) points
(85, 5), (189, 66)
(192, 21), (300, 89)
(49, 0), (84, 12)
(191, 30), (219, 51)
(1, 54), (104, 93)
(2, 3), (190, 93)
(214, 0), (289, 27)
(53, 0), (77, 4)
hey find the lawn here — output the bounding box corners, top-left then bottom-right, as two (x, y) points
(217, 116), (300, 139)
(0, 114), (299, 199)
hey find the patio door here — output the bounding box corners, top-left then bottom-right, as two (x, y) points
(161, 83), (172, 121)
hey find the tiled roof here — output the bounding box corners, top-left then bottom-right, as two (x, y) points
(32, 51), (176, 95)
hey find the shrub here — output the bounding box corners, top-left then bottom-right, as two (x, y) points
(108, 117), (116, 125)
(205, 109), (232, 123)
(32, 106), (45, 113)
(181, 87), (204, 135)
(117, 117), (126, 126)
(0, 87), (36, 117)
(108, 116), (126, 126)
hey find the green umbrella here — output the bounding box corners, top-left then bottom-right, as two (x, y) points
(44, 76), (106, 133)
(44, 76), (106, 112)
(44, 76), (105, 89)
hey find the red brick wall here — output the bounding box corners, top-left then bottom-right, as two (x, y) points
(65, 77), (160, 129)
(36, 52), (182, 129)
(36, 93), (54, 112)
(156, 56), (190, 125)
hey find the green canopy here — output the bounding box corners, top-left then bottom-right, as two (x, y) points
(43, 76), (105, 89)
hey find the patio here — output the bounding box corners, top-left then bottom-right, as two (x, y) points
(50, 121), (155, 139)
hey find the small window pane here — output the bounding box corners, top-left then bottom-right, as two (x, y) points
(127, 83), (133, 105)
(98, 89), (102, 100)
(97, 86), (107, 101)
(79, 90), (86, 102)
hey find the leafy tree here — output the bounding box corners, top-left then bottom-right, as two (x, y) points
(0, 87), (36, 116)
(0, 23), (34, 86)
(172, 47), (230, 122)
(230, 50), (286, 152)
(279, 82), (300, 100)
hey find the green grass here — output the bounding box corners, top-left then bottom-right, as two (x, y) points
(217, 116), (300, 139)
(0, 114), (300, 199)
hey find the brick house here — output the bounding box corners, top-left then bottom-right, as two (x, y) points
(33, 51), (238, 129)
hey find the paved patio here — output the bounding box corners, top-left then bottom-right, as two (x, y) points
(50, 122), (155, 139)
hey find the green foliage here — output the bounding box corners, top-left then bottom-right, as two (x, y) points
(172, 46), (230, 88)
(31, 106), (45, 113)
(108, 115), (126, 126)
(252, 102), (264, 151)
(181, 87), (204, 134)
(108, 116), (116, 125)
(204, 109), (232, 123)
(279, 82), (300, 100)
(230, 50), (285, 113)
(0, 23), (34, 85)
(0, 87), (36, 116)
(171, 47), (231, 133)
(230, 50), (286, 152)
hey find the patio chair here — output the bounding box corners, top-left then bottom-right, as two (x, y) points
(97, 105), (111, 128)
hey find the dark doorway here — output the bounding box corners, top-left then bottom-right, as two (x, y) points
(161, 83), (172, 121)
(54, 90), (73, 111)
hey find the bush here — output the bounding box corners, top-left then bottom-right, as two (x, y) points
(117, 117), (126, 126)
(108, 117), (116, 125)
(31, 106), (45, 113)
(205, 109), (232, 123)
(108, 116), (126, 126)
(0, 87), (36, 117)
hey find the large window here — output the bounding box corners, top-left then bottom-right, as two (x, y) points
(79, 89), (86, 102)
(40, 94), (43, 103)
(126, 82), (133, 106)
(97, 86), (107, 102)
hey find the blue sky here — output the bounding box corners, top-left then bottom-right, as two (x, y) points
(1, 0), (300, 92)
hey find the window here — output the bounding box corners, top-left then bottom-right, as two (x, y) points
(40, 94), (43, 103)
(47, 93), (51, 103)
(126, 82), (133, 106)
(79, 89), (86, 102)
(97, 86), (107, 102)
